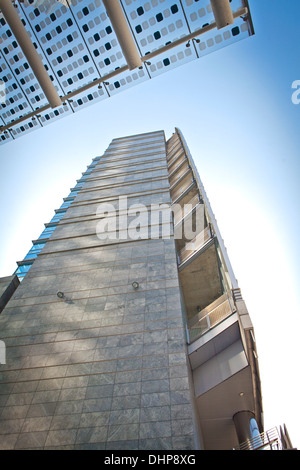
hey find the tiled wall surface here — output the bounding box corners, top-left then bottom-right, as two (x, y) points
(0, 131), (197, 449)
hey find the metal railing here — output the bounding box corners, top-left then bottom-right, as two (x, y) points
(170, 177), (194, 203)
(169, 162), (190, 187)
(187, 293), (235, 342)
(177, 225), (212, 265)
(167, 148), (185, 167)
(236, 425), (295, 450)
(169, 157), (187, 178)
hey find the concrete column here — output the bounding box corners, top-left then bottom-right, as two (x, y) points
(233, 411), (261, 449)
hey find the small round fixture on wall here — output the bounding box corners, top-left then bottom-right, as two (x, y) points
(132, 281), (139, 290)
(57, 291), (65, 299)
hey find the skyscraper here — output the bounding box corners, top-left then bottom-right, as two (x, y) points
(0, 128), (273, 450)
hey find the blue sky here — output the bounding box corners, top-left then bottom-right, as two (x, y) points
(0, 0), (300, 448)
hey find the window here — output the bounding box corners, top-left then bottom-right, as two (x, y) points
(60, 198), (74, 209)
(49, 211), (66, 223)
(232, 26), (240, 36)
(15, 262), (33, 280)
(38, 224), (57, 239)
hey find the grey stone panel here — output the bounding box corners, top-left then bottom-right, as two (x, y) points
(0, 133), (196, 450)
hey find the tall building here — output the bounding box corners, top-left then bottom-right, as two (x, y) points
(0, 128), (294, 451)
(0, 0), (254, 144)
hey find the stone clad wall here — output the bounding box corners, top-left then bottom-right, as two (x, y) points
(0, 131), (197, 450)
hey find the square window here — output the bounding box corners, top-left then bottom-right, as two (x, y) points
(104, 58), (110, 65)
(83, 55), (89, 62)
(156, 13), (163, 22)
(57, 56), (63, 63)
(231, 26), (240, 36)
(67, 34), (73, 42)
(34, 8), (40, 16)
(137, 7), (144, 16)
(163, 58), (170, 66)
(105, 26), (112, 34)
(114, 81), (120, 88)
(82, 7), (89, 16)
(46, 33), (51, 41)
(66, 18), (73, 27)
(94, 33), (100, 41)
(93, 49), (99, 57)
(154, 31), (161, 40)
(67, 78), (73, 85)
(135, 25), (142, 34)
(50, 13), (56, 21)
(83, 24), (89, 32)
(46, 48), (52, 55)
(171, 4), (179, 14)
(35, 25), (41, 32)
(56, 26), (62, 34)
(105, 42), (111, 50)
(78, 72), (83, 79)
(67, 50), (73, 57)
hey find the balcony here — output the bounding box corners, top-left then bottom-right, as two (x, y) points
(168, 148), (185, 170)
(170, 173), (195, 203)
(177, 225), (213, 267)
(235, 425), (296, 450)
(173, 194), (201, 225)
(169, 160), (190, 187)
(169, 156), (188, 179)
(187, 293), (235, 343)
(166, 139), (181, 159)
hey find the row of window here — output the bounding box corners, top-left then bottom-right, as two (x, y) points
(14, 171), (87, 278)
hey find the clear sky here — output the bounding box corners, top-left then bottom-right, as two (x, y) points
(1, 0), (300, 449)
